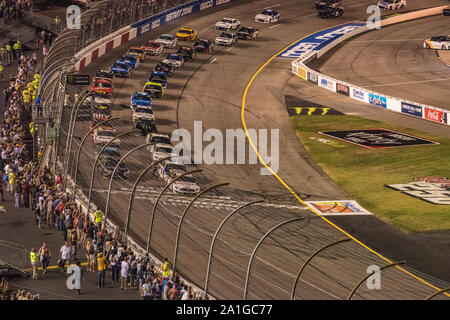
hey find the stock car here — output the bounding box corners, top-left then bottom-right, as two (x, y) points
(171, 175), (200, 195)
(95, 70), (114, 80)
(157, 160), (187, 183)
(93, 101), (111, 117)
(215, 18), (240, 31)
(162, 53), (184, 70)
(175, 28), (198, 41)
(148, 71), (168, 88)
(236, 27), (259, 40)
(91, 78), (113, 95)
(95, 144), (121, 160)
(134, 117), (157, 136)
(215, 32), (238, 46)
(127, 47), (146, 62)
(314, 0), (341, 10)
(118, 54), (140, 69)
(149, 143), (174, 161)
(132, 106), (155, 121)
(143, 81), (164, 98)
(377, 0), (406, 10)
(98, 157), (129, 180)
(193, 39), (214, 53)
(254, 9), (280, 23)
(110, 62), (131, 77)
(176, 47), (196, 62)
(92, 92), (112, 105)
(423, 36), (450, 50)
(146, 133), (172, 150)
(142, 40), (164, 55)
(93, 128), (120, 145)
(89, 118), (112, 136)
(318, 4), (344, 18)
(130, 92), (152, 109)
(92, 108), (112, 120)
(154, 61), (174, 77)
(156, 34), (177, 48)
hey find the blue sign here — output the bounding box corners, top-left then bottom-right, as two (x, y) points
(278, 22), (365, 59)
(369, 93), (387, 108)
(133, 0), (234, 36)
(401, 102), (423, 118)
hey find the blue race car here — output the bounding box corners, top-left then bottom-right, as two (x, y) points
(148, 71), (168, 88)
(110, 62), (131, 77)
(118, 54), (140, 69)
(130, 92), (152, 109)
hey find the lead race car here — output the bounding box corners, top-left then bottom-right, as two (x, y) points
(215, 18), (240, 31)
(254, 9), (280, 23)
(423, 36), (450, 50)
(377, 0), (406, 10)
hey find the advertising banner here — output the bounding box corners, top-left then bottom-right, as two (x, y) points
(336, 83), (350, 96)
(424, 107), (447, 124)
(386, 97), (402, 113)
(308, 71), (318, 84)
(386, 177), (450, 205)
(297, 66), (307, 80)
(401, 102), (423, 118)
(350, 87), (367, 102)
(305, 200), (372, 216)
(318, 76), (336, 92)
(369, 93), (387, 108)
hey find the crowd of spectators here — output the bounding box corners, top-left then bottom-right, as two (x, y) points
(1, 277), (40, 300)
(0, 0), (33, 21)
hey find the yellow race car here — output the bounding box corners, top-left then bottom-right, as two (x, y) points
(127, 47), (146, 61)
(175, 28), (198, 41)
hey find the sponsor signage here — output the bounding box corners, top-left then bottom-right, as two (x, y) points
(318, 128), (439, 149)
(287, 107), (342, 116)
(278, 22), (366, 58)
(401, 102), (423, 118)
(424, 107), (447, 124)
(336, 83), (349, 96)
(297, 66), (307, 80)
(66, 74), (90, 85)
(305, 200), (372, 216)
(319, 77), (335, 91)
(386, 177), (450, 205)
(369, 93), (387, 108)
(308, 72), (318, 84)
(351, 88), (366, 102)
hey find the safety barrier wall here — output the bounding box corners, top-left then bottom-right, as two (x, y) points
(292, 5), (450, 126)
(75, 0), (236, 71)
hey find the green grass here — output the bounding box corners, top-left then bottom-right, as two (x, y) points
(290, 115), (450, 233)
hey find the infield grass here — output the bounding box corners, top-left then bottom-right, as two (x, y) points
(290, 115), (450, 233)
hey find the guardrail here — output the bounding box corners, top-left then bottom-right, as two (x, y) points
(291, 5), (450, 126)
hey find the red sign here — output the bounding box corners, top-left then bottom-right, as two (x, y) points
(424, 107), (446, 123)
(414, 177), (450, 187)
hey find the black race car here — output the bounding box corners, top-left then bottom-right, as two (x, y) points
(154, 62), (174, 77)
(176, 47), (196, 62)
(318, 5), (344, 18)
(236, 26), (259, 40)
(98, 157), (129, 179)
(193, 39), (214, 53)
(134, 117), (157, 136)
(314, 0), (342, 10)
(95, 70), (115, 80)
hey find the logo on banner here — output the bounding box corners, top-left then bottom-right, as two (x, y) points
(308, 72), (318, 84)
(424, 107), (446, 123)
(369, 93), (387, 108)
(351, 89), (365, 101)
(337, 83), (350, 96)
(151, 19), (161, 29)
(297, 67), (307, 80)
(305, 200), (372, 216)
(200, 0), (214, 10)
(401, 102), (423, 118)
(320, 78), (334, 90)
(216, 0), (230, 5)
(386, 178), (450, 205)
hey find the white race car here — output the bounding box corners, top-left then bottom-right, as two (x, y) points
(162, 53), (184, 70)
(132, 105), (154, 121)
(171, 175), (200, 195)
(215, 32), (238, 46)
(255, 9), (280, 23)
(157, 161), (187, 183)
(215, 18), (240, 31)
(149, 143), (174, 162)
(146, 133), (172, 150)
(156, 34), (177, 48)
(93, 129), (119, 145)
(377, 0), (406, 10)
(423, 36), (450, 50)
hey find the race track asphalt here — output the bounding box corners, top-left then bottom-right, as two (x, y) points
(65, 0), (450, 299)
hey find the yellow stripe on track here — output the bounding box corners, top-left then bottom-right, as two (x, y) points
(24, 262), (88, 272)
(240, 23), (449, 298)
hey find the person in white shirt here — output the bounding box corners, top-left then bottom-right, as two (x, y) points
(120, 257), (129, 290)
(59, 241), (71, 272)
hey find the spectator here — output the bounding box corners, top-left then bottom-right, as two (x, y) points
(120, 256), (129, 291)
(59, 241), (71, 272)
(97, 252), (107, 288)
(38, 242), (50, 274)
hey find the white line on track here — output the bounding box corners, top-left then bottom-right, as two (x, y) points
(270, 23), (282, 29)
(363, 78), (450, 87)
(210, 57), (217, 64)
(264, 4), (281, 9)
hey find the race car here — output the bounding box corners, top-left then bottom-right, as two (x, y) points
(91, 78), (113, 95)
(176, 47), (196, 62)
(118, 54), (140, 69)
(89, 118), (113, 136)
(314, 0), (341, 10)
(132, 106), (155, 121)
(130, 92), (152, 109)
(143, 82), (164, 99)
(377, 0), (406, 10)
(318, 5), (344, 18)
(215, 18), (240, 31)
(193, 39), (214, 53)
(148, 71), (168, 88)
(93, 102), (111, 118)
(110, 62), (131, 77)
(95, 144), (121, 160)
(156, 34), (177, 48)
(92, 108), (111, 121)
(423, 36), (450, 50)
(92, 92), (112, 105)
(255, 9), (280, 23)
(149, 143), (174, 161)
(142, 40), (164, 55)
(98, 157), (129, 180)
(236, 27), (259, 40)
(154, 62), (174, 77)
(93, 128), (119, 145)
(146, 133), (172, 149)
(157, 161), (187, 183)
(175, 28), (198, 41)
(162, 53), (184, 70)
(215, 32), (238, 46)
(170, 175), (200, 195)
(95, 70), (115, 80)
(127, 47), (146, 62)
(134, 117), (157, 136)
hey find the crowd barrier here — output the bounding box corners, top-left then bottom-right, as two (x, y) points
(291, 5), (450, 126)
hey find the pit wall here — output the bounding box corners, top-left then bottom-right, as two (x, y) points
(75, 0), (236, 71)
(291, 5), (450, 126)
